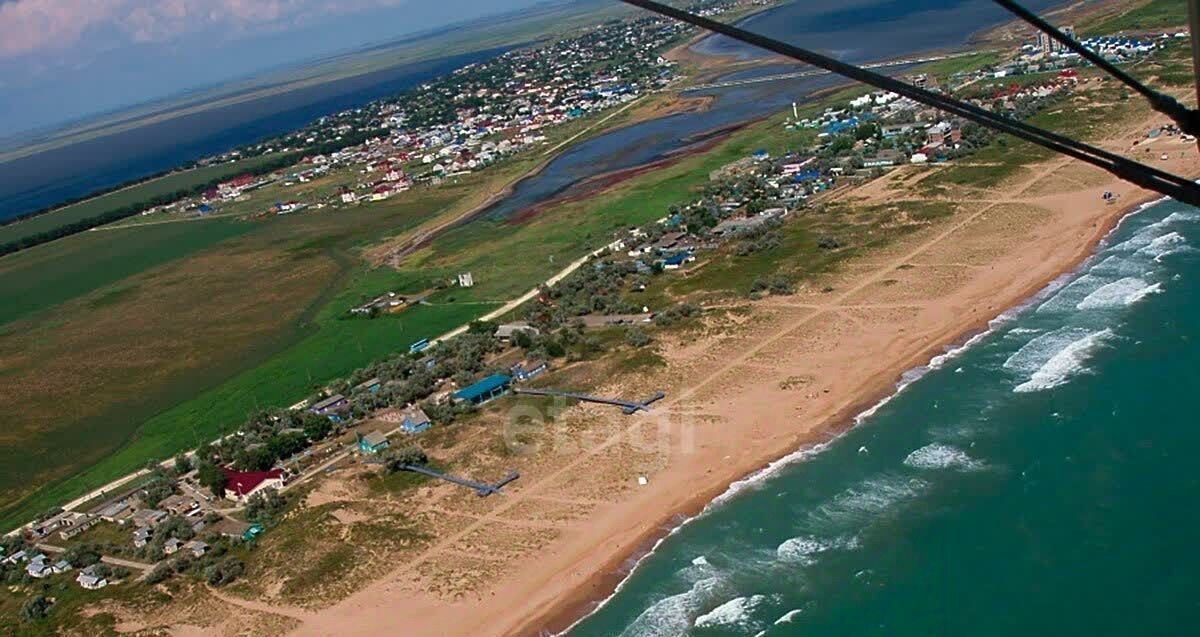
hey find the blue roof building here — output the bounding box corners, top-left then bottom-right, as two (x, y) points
(453, 374), (511, 405)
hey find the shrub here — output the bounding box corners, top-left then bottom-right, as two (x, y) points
(384, 446), (429, 472)
(625, 327), (652, 348)
(817, 236), (841, 250)
(20, 595), (51, 622)
(204, 556), (244, 587)
(145, 563), (172, 585)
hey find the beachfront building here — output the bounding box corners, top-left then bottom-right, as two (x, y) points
(401, 407), (432, 434)
(357, 431), (391, 455)
(452, 374), (512, 406)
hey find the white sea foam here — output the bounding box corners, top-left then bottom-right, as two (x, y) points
(691, 555), (709, 567)
(618, 576), (725, 637)
(806, 476), (927, 533)
(775, 535), (859, 565)
(1137, 231), (1188, 260)
(694, 594), (767, 630)
(1035, 273), (1104, 314)
(1075, 277), (1161, 310)
(774, 609), (804, 625)
(1014, 328), (1114, 393)
(904, 443), (984, 471)
(1004, 327), (1091, 374)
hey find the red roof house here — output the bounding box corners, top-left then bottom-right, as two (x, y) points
(222, 468), (284, 502)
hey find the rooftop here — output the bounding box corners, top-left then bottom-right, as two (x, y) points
(453, 374), (512, 402)
(222, 468), (283, 497)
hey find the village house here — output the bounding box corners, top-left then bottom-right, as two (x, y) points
(77, 565), (108, 590)
(130, 508), (168, 529)
(401, 406), (432, 434)
(159, 494), (200, 516)
(357, 431), (390, 455)
(133, 527), (153, 548)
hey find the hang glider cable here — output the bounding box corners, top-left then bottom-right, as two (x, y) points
(616, 0), (1200, 207)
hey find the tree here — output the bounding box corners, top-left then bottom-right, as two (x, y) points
(301, 412), (333, 441)
(140, 474), (175, 508)
(155, 516), (195, 543)
(63, 544), (101, 568)
(245, 489), (288, 525)
(384, 446), (429, 472)
(197, 461), (227, 498)
(467, 320), (497, 336)
(174, 454), (193, 475)
(21, 595), (51, 622)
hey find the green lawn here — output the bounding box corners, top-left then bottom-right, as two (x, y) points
(0, 154), (287, 246)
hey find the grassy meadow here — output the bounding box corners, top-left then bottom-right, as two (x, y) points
(1082, 0), (1188, 36)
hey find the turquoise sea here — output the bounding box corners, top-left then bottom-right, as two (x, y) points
(564, 196), (1200, 637)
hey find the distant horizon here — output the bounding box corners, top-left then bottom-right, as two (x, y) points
(0, 0), (585, 140)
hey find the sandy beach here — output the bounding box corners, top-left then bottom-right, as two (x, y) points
(130, 100), (1199, 637)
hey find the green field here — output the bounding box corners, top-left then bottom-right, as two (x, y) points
(0, 219), (252, 326)
(1082, 0), (1188, 35)
(0, 154), (286, 246)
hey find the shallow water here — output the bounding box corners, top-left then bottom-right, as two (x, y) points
(565, 197), (1200, 636)
(476, 0), (1059, 221)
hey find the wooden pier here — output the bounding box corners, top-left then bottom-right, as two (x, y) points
(512, 387), (665, 414)
(401, 465), (519, 497)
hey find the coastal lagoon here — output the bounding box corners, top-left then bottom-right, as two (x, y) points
(565, 196), (1200, 636)
(1, 0), (1061, 227)
(476, 0), (1058, 220)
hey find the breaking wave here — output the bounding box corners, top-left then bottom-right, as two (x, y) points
(694, 594), (768, 630)
(776, 535), (860, 565)
(1075, 278), (1161, 310)
(617, 576), (726, 637)
(1014, 328), (1114, 393)
(807, 476), (928, 532)
(904, 443), (984, 471)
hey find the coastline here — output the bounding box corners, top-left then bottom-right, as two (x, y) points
(273, 113), (1200, 636)
(508, 184), (1173, 637)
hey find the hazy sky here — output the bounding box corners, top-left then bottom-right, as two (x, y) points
(0, 0), (554, 138)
